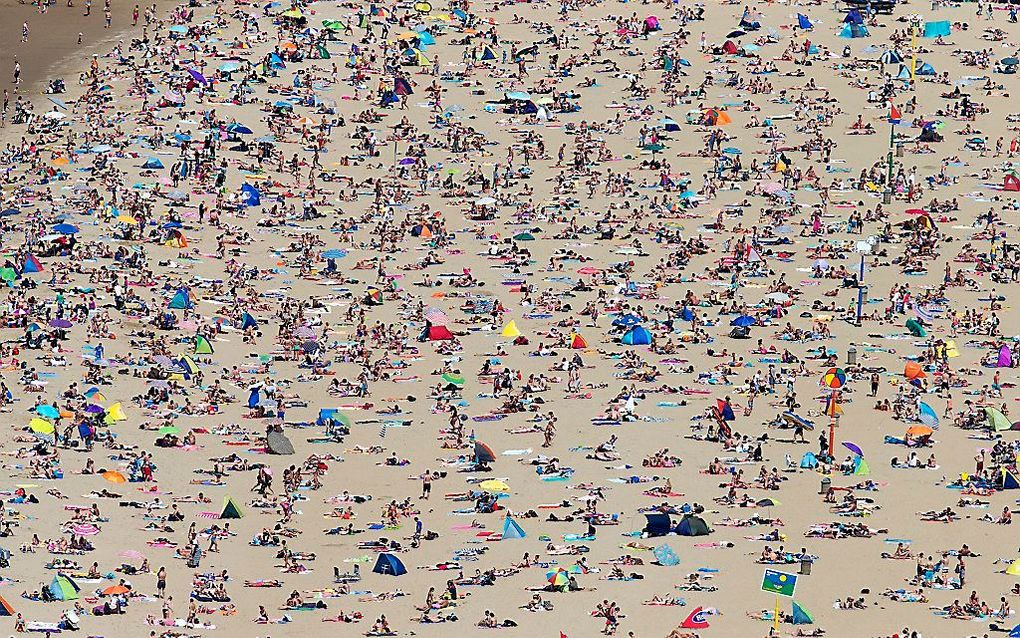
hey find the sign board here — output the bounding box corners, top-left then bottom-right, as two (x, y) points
(761, 569), (798, 598)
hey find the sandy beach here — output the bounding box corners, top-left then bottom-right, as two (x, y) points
(0, 0), (1017, 637)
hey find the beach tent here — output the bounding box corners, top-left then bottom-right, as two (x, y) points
(915, 62), (936, 76)
(103, 402), (127, 424)
(791, 602), (814, 625)
(853, 457), (871, 476)
(918, 402), (939, 428)
(266, 430), (295, 455)
(643, 513), (672, 537)
(410, 223), (434, 237)
(474, 441), (496, 464)
(721, 40), (739, 54)
(644, 15), (661, 31)
(800, 452), (818, 469)
(1003, 470), (1020, 490)
(49, 575), (80, 601)
(373, 553), (407, 576)
(23, 254), (42, 274)
(240, 312), (259, 330)
(844, 9), (864, 23)
(220, 496), (244, 519)
(480, 46), (497, 61)
(986, 407), (1013, 432)
(0, 595), (14, 616)
(675, 514), (711, 536)
(502, 516), (526, 540)
(422, 324), (454, 341)
(168, 288), (194, 309)
(621, 325), (652, 345)
(142, 157), (164, 169)
(797, 13), (813, 29)
(195, 335), (215, 355)
(923, 21), (951, 38)
(653, 544), (680, 566)
(840, 23), (870, 38)
(1005, 174), (1020, 191)
(393, 77), (413, 96)
(999, 344), (1013, 367)
(501, 320), (522, 338)
(905, 319), (926, 337)
(570, 333), (588, 349)
(402, 48), (431, 66)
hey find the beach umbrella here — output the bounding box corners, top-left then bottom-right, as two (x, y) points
(102, 585), (130, 596)
(29, 418), (54, 436)
(71, 523), (100, 536)
(479, 479), (510, 493)
(546, 568), (569, 586)
(424, 307), (449, 325)
(905, 425), (933, 437)
(102, 470), (127, 484)
(218, 61), (241, 72)
(473, 441), (496, 464)
(1009, 624), (1020, 638)
(730, 314), (755, 327)
(842, 441), (864, 457)
(506, 91), (531, 101)
(653, 544), (680, 566)
(49, 318), (73, 329)
(821, 368), (846, 389)
(442, 373), (465, 386)
(36, 404), (60, 419)
(322, 249), (348, 259)
(53, 223), (79, 235)
(226, 123), (253, 135)
(188, 69), (209, 85)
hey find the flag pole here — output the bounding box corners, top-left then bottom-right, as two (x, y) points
(774, 594), (781, 632)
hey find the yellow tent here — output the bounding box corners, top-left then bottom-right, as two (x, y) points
(501, 320), (521, 338)
(104, 402), (127, 424)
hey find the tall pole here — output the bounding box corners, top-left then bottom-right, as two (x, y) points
(855, 254), (865, 325)
(910, 27), (917, 87)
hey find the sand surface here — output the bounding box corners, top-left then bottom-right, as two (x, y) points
(0, 0), (1015, 637)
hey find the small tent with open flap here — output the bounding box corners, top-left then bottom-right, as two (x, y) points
(220, 496), (244, 519)
(502, 516), (526, 539)
(373, 553), (407, 576)
(168, 288), (194, 309)
(501, 320), (522, 338)
(195, 334), (215, 355)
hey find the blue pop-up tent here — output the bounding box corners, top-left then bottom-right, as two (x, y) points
(373, 553), (407, 576)
(502, 516), (526, 540)
(621, 325), (652, 345)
